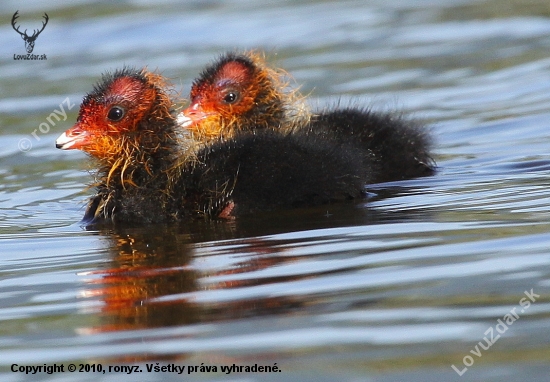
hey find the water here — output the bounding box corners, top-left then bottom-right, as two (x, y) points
(1, 0), (550, 381)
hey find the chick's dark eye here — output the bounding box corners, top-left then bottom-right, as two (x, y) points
(107, 106), (125, 121)
(222, 91), (239, 104)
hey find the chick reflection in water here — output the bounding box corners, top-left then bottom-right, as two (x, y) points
(77, 227), (199, 333)
(76, 225), (306, 337)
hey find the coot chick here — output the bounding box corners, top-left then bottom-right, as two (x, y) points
(179, 51), (435, 183)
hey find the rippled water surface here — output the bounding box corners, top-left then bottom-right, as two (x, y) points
(1, 0), (550, 381)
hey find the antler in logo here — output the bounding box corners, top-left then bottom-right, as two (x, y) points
(11, 11), (49, 54)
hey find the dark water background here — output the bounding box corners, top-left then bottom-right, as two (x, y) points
(1, 0), (550, 381)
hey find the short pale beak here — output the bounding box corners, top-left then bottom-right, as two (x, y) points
(177, 102), (213, 128)
(55, 124), (91, 150)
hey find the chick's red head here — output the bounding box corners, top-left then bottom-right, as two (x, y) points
(56, 68), (170, 159)
(178, 52), (282, 139)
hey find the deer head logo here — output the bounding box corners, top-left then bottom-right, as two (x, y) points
(11, 11), (49, 54)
